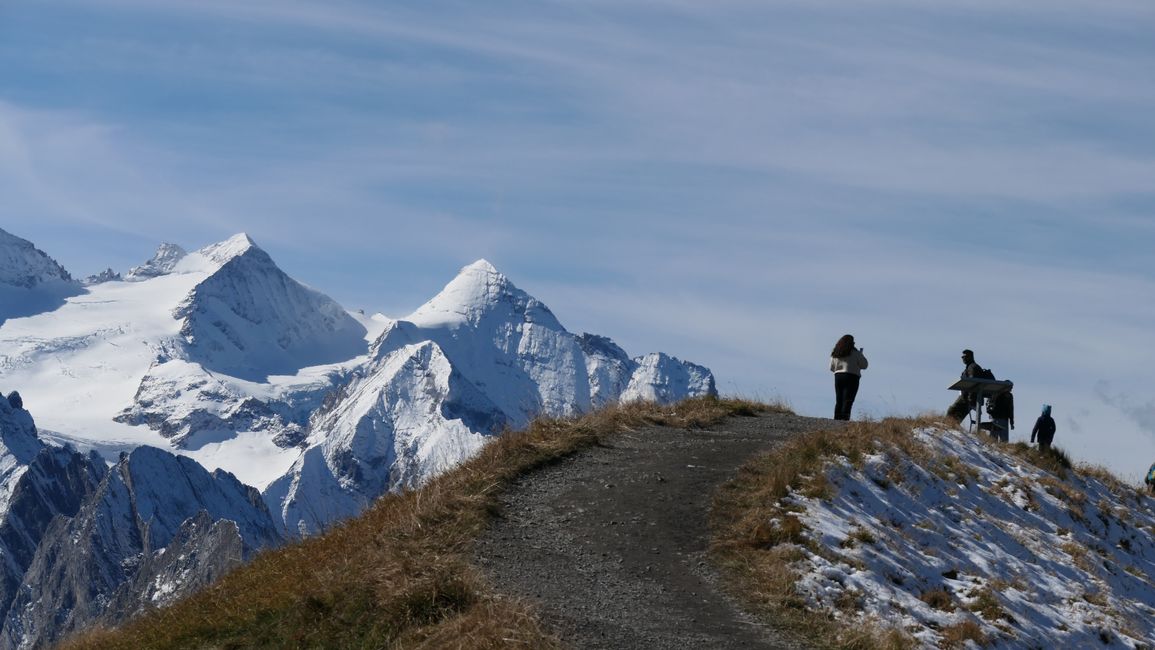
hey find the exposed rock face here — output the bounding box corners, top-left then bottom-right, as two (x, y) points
(0, 398), (106, 641)
(580, 334), (638, 409)
(620, 352), (716, 404)
(0, 390), (282, 650)
(82, 268), (122, 285)
(0, 447), (107, 648)
(0, 445), (283, 650)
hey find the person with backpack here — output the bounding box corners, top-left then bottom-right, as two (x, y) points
(1031, 404), (1056, 452)
(947, 349), (987, 422)
(984, 384), (1014, 442)
(1145, 462), (1155, 494)
(829, 334), (868, 421)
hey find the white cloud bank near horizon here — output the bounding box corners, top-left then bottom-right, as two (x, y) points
(2, 0), (1154, 480)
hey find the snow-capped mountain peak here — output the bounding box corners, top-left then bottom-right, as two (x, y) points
(194, 233), (259, 268)
(167, 233), (368, 379)
(125, 243), (187, 281)
(408, 259), (562, 331)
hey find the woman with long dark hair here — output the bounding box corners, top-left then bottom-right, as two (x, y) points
(829, 334), (868, 420)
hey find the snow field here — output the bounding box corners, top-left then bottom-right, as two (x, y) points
(786, 424), (1155, 648)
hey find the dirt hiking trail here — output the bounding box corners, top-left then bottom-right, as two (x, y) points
(474, 412), (835, 649)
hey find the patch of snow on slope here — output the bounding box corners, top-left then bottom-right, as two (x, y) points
(787, 425), (1155, 648)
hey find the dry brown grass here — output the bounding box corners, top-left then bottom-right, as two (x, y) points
(919, 588), (956, 612)
(967, 586), (1014, 624)
(710, 417), (937, 650)
(62, 396), (778, 650)
(940, 619), (987, 648)
(1078, 463), (1129, 492)
(1007, 442), (1073, 478)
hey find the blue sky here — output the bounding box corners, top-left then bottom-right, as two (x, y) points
(3, 0), (1155, 479)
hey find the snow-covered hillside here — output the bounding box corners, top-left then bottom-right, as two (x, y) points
(787, 425), (1155, 648)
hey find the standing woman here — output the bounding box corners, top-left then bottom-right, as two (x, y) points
(830, 334), (868, 421)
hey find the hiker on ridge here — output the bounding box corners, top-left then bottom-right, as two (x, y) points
(984, 383), (1014, 443)
(1145, 461), (1155, 494)
(1031, 404), (1056, 452)
(829, 334), (868, 421)
(947, 349), (984, 422)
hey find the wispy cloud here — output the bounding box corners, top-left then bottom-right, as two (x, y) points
(1096, 382), (1155, 439)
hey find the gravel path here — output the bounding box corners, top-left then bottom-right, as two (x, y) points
(473, 412), (835, 650)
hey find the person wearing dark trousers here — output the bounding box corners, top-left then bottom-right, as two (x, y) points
(947, 349), (984, 422)
(1031, 404), (1056, 452)
(830, 334), (868, 421)
(985, 385), (1014, 443)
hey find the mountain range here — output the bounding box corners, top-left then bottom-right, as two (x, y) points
(0, 227), (714, 648)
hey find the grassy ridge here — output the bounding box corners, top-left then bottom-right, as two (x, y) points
(64, 396), (774, 650)
(710, 417), (936, 650)
(709, 416), (1137, 650)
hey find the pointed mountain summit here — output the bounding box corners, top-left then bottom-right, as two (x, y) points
(409, 259), (563, 331)
(194, 232), (259, 268)
(125, 242), (186, 281)
(171, 234), (368, 379)
(404, 259), (588, 426)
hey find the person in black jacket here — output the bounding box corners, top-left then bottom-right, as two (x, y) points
(985, 386), (1014, 443)
(1031, 404), (1056, 452)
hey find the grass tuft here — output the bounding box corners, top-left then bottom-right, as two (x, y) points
(919, 588), (955, 612)
(1008, 443), (1073, 477)
(940, 619), (986, 648)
